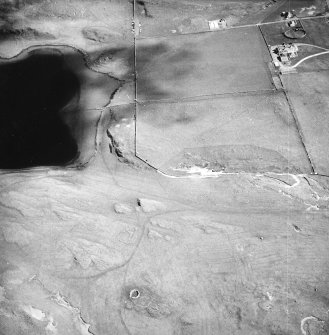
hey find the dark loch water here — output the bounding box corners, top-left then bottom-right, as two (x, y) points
(0, 49), (80, 169)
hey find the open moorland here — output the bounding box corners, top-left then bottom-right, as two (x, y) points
(1, 1), (329, 335)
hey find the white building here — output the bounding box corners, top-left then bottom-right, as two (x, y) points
(208, 19), (227, 31)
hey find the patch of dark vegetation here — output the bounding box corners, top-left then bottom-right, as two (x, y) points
(90, 47), (134, 70)
(0, 0), (43, 17)
(0, 2), (16, 14)
(0, 49), (80, 169)
(129, 0), (152, 17)
(175, 111), (194, 124)
(107, 129), (123, 158)
(137, 0), (152, 18)
(82, 27), (114, 43)
(123, 285), (172, 319)
(172, 144), (300, 174)
(0, 26), (56, 41)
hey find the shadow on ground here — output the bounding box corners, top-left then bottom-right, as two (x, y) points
(0, 50), (80, 169)
(0, 38), (198, 169)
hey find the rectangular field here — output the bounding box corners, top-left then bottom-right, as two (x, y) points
(282, 70), (329, 175)
(260, 17), (329, 49)
(136, 26), (274, 102)
(136, 91), (312, 175)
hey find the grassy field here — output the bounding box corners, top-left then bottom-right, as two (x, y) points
(260, 17), (329, 49)
(282, 71), (329, 175)
(136, 91), (312, 175)
(262, 0), (328, 23)
(137, 26), (274, 102)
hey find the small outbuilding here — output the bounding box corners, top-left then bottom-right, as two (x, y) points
(208, 19), (227, 31)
